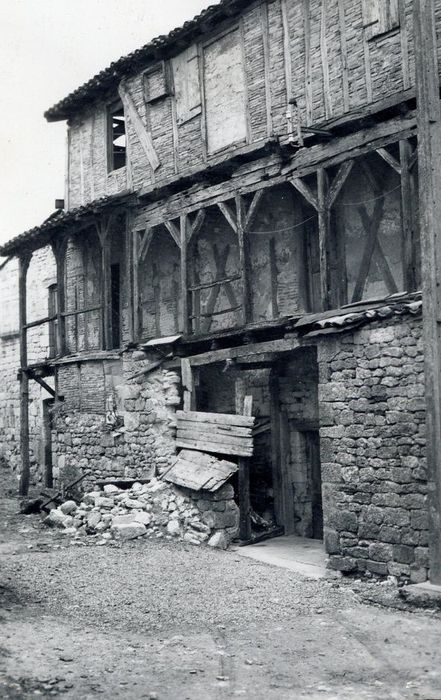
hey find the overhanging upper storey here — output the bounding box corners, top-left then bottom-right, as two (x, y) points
(51, 0), (420, 213)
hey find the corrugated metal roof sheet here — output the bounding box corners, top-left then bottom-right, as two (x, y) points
(45, 0), (250, 122)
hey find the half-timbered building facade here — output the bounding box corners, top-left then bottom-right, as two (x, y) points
(1, 0), (439, 583)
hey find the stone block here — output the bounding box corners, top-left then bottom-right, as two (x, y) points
(369, 543), (393, 562)
(327, 556), (357, 572)
(60, 500), (77, 515)
(112, 522), (147, 540)
(87, 511), (102, 529)
(393, 545), (415, 565)
(208, 531), (229, 550)
(167, 519), (181, 536)
(95, 497), (114, 509)
(324, 529), (340, 554)
(365, 560), (388, 576)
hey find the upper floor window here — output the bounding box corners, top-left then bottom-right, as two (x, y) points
(107, 99), (126, 172)
(203, 28), (247, 155)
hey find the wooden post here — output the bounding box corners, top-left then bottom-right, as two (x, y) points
(269, 370), (283, 527)
(414, 0), (441, 584)
(399, 139), (417, 292)
(97, 217), (112, 350)
(180, 214), (190, 336)
(18, 251), (32, 496)
(236, 194), (252, 324)
(239, 395), (253, 542)
(317, 168), (330, 311)
(51, 236), (67, 356)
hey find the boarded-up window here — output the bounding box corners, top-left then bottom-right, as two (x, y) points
(363, 0), (399, 39)
(172, 46), (202, 124)
(203, 29), (247, 154)
(144, 62), (171, 103)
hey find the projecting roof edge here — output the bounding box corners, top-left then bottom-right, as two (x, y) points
(44, 0), (251, 122)
(0, 191), (135, 257)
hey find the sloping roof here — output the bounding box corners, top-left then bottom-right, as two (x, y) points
(0, 191), (134, 256)
(293, 292), (422, 337)
(45, 0), (250, 122)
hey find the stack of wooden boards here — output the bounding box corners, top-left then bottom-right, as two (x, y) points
(175, 410), (254, 457)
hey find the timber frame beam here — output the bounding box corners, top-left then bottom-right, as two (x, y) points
(133, 134), (420, 340)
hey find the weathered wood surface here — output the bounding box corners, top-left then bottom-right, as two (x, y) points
(238, 395), (253, 542)
(176, 410), (254, 427)
(176, 408), (254, 457)
(164, 449), (237, 492)
(414, 0), (441, 585)
(19, 253), (32, 496)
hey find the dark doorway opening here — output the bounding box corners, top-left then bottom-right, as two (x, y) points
(195, 347), (323, 543)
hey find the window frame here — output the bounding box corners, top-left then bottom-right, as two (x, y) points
(106, 98), (127, 173)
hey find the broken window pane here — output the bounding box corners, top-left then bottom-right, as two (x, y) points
(107, 99), (126, 172)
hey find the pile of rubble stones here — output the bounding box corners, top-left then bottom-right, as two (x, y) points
(43, 478), (239, 549)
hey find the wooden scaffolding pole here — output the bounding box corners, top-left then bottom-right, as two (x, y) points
(414, 0), (441, 584)
(18, 252), (32, 496)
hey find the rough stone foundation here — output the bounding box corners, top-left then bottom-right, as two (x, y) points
(318, 316), (429, 583)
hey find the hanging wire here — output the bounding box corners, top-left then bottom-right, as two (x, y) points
(336, 183), (402, 207)
(247, 183), (402, 234)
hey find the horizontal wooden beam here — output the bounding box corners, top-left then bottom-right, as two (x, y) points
(188, 336), (302, 367)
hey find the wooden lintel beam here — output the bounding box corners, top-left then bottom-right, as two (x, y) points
(164, 219), (181, 248)
(376, 146), (402, 174)
(290, 177), (319, 211)
(217, 201), (238, 232)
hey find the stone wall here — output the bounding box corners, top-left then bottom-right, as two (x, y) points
(53, 354), (180, 491)
(318, 316), (428, 583)
(0, 248), (56, 485)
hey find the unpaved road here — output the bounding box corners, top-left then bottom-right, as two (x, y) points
(1, 493), (441, 699)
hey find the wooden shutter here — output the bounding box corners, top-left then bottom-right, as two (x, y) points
(172, 45), (202, 125)
(203, 28), (247, 154)
(362, 0), (399, 39)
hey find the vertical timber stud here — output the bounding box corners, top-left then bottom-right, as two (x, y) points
(18, 251), (32, 496)
(317, 168), (331, 310)
(51, 236), (68, 357)
(399, 139), (417, 293)
(236, 194), (252, 324)
(97, 216), (112, 350)
(180, 214), (190, 336)
(239, 395), (253, 542)
(414, 0), (441, 584)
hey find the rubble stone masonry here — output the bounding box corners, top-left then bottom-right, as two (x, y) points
(317, 316), (428, 583)
(53, 355), (180, 491)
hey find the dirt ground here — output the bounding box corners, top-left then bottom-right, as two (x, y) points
(1, 477), (441, 699)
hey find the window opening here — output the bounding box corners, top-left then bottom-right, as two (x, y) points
(107, 100), (126, 172)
